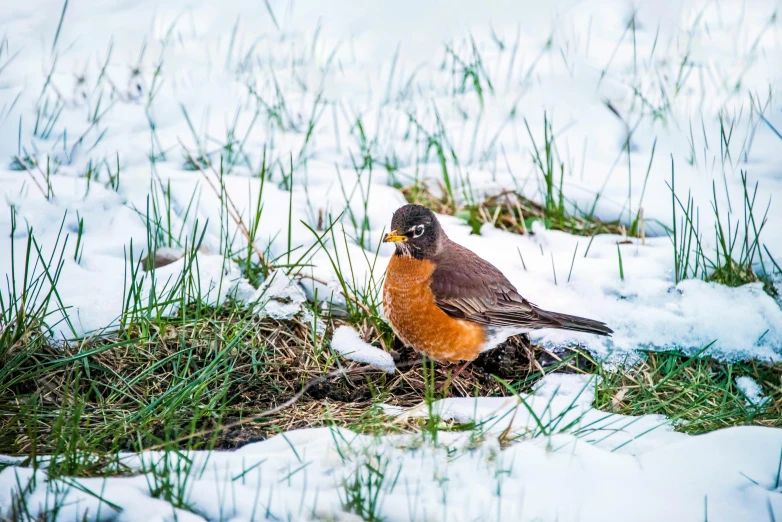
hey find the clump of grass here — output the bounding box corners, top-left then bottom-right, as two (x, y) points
(402, 111), (627, 238)
(0, 282), (579, 467)
(669, 164), (777, 297)
(705, 173), (776, 297)
(0, 211), (75, 351)
(341, 453), (395, 522)
(402, 184), (625, 237)
(444, 35), (494, 107)
(595, 350), (782, 434)
(3, 278), (781, 485)
(2, 304), (380, 457)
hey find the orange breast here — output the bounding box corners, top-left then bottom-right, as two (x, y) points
(382, 255), (485, 363)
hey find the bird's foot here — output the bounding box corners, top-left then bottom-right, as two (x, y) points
(438, 360), (473, 394)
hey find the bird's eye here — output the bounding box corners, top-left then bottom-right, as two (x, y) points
(412, 224), (425, 238)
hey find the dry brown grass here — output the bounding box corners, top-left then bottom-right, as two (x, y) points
(0, 306), (580, 461)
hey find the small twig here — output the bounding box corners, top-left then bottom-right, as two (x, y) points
(498, 404), (520, 445)
(512, 196), (528, 235)
(639, 206), (645, 245)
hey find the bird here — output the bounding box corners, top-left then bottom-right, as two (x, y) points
(381, 204), (612, 370)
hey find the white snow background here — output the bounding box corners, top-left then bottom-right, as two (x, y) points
(1, 0), (782, 520)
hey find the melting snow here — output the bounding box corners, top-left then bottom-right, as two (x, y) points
(331, 325), (396, 374)
(247, 271), (308, 320)
(736, 376), (769, 407)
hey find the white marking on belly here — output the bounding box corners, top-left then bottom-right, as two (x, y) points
(480, 327), (529, 352)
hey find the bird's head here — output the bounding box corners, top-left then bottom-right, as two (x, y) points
(382, 204), (446, 259)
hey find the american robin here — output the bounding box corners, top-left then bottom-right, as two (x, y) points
(382, 204), (612, 368)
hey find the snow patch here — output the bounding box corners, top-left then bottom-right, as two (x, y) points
(331, 325), (396, 374)
(736, 376), (769, 407)
(247, 271), (308, 320)
(532, 372), (599, 407)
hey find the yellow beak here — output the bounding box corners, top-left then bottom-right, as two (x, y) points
(382, 230), (408, 243)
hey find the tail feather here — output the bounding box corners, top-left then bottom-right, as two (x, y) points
(537, 309), (613, 336)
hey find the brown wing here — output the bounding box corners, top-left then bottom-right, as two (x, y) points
(429, 240), (613, 335)
(429, 240), (544, 328)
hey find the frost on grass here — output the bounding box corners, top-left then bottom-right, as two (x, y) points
(331, 325), (396, 374)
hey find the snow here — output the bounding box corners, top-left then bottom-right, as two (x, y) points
(532, 372), (599, 407)
(1, 0), (780, 361)
(736, 376), (769, 407)
(2, 374), (781, 522)
(247, 270), (307, 320)
(1, 0), (782, 519)
(331, 325), (396, 374)
(407, 372), (685, 454)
